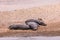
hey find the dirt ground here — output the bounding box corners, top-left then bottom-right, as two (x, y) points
(0, 4), (60, 37)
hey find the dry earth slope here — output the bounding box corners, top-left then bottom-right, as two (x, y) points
(0, 4), (60, 37)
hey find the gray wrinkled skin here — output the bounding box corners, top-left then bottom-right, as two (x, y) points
(9, 24), (30, 30)
(26, 22), (39, 30)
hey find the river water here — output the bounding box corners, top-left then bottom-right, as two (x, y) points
(0, 36), (60, 40)
(0, 0), (60, 11)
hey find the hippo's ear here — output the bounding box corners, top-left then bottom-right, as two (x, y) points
(38, 18), (42, 20)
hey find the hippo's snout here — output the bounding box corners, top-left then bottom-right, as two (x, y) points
(39, 22), (47, 26)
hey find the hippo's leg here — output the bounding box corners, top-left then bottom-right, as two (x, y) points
(9, 25), (18, 30)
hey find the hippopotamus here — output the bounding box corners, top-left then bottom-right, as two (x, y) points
(25, 18), (47, 26)
(9, 24), (30, 30)
(9, 18), (47, 30)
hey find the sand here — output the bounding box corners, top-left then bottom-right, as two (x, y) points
(0, 4), (60, 37)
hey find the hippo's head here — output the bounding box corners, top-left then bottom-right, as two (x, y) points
(38, 18), (47, 26)
(9, 25), (19, 30)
